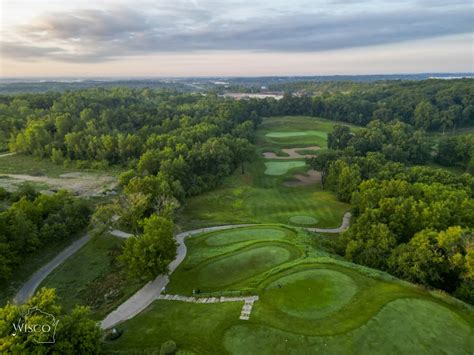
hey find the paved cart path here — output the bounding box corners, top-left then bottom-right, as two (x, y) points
(12, 213), (351, 327)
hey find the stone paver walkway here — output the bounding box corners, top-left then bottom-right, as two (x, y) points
(156, 294), (259, 320)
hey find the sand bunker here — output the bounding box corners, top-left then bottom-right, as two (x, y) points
(284, 169), (321, 187)
(262, 146), (320, 160)
(0, 173), (118, 197)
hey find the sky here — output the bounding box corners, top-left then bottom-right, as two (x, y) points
(1, 0), (473, 77)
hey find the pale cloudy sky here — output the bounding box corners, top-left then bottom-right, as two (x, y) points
(1, 0), (473, 77)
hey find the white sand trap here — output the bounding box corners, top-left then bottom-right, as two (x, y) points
(284, 169), (321, 187)
(262, 146), (320, 160)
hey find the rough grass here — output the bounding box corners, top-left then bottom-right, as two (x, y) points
(0, 154), (124, 177)
(0, 233), (86, 306)
(39, 234), (143, 319)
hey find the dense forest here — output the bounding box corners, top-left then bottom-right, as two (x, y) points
(0, 188), (91, 283)
(309, 122), (474, 303)
(1, 80), (473, 304)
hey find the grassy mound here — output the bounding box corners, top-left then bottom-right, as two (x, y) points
(205, 228), (287, 246)
(167, 226), (302, 294)
(263, 269), (357, 320)
(289, 215), (318, 225)
(264, 161), (306, 175)
(105, 226), (473, 354)
(198, 244), (296, 288)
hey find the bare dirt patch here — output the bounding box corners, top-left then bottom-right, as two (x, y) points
(0, 173), (118, 197)
(284, 169), (321, 187)
(262, 146), (320, 160)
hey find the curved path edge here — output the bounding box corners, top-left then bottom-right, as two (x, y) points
(13, 230), (133, 304)
(100, 214), (352, 329)
(11, 213), (352, 327)
(14, 235), (91, 304)
(303, 212), (351, 233)
(100, 224), (256, 329)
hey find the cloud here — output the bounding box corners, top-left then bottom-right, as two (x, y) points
(2, 0), (473, 62)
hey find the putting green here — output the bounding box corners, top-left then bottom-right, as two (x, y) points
(289, 215), (318, 225)
(197, 244), (297, 288)
(266, 131), (328, 139)
(263, 269), (357, 320)
(205, 228), (287, 246)
(264, 161), (305, 176)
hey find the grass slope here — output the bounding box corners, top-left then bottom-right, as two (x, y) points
(105, 226), (473, 354)
(40, 234), (142, 319)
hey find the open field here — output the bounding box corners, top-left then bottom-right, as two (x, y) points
(0, 154), (121, 197)
(40, 234), (143, 319)
(105, 226), (473, 354)
(178, 116), (350, 230)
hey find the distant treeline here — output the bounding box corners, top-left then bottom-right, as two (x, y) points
(253, 79), (474, 131)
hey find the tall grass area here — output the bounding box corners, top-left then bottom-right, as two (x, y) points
(0, 154), (125, 177)
(39, 234), (143, 319)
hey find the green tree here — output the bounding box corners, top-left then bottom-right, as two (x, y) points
(307, 150), (343, 188)
(120, 215), (177, 282)
(414, 100), (438, 130)
(0, 288), (101, 354)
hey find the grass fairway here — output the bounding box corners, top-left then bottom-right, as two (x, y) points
(289, 215), (318, 225)
(178, 116), (350, 230)
(40, 235), (142, 319)
(105, 226), (473, 354)
(259, 116), (360, 148)
(264, 161), (306, 175)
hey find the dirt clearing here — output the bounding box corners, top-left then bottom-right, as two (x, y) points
(0, 172), (118, 197)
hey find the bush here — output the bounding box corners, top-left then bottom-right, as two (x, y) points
(160, 340), (177, 355)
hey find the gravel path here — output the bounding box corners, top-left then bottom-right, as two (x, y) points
(303, 212), (351, 233)
(14, 234), (91, 304)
